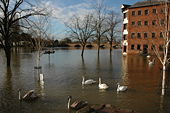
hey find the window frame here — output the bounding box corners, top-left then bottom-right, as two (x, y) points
(152, 9), (157, 14)
(151, 45), (156, 50)
(138, 10), (142, 15)
(137, 21), (142, 26)
(160, 19), (165, 26)
(159, 45), (164, 51)
(144, 21), (148, 26)
(144, 32), (148, 38)
(131, 44), (135, 50)
(124, 24), (127, 29)
(161, 9), (165, 14)
(123, 13), (127, 18)
(137, 44), (141, 50)
(144, 9), (149, 15)
(132, 11), (135, 16)
(160, 32), (163, 38)
(152, 32), (156, 38)
(132, 21), (135, 26)
(131, 33), (135, 38)
(152, 20), (156, 25)
(137, 33), (141, 38)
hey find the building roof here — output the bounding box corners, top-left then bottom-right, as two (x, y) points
(121, 4), (131, 9)
(129, 0), (170, 9)
(121, 4), (131, 12)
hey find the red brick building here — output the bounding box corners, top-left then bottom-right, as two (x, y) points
(121, 0), (168, 55)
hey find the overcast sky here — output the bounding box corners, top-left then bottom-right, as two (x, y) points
(25, 0), (142, 40)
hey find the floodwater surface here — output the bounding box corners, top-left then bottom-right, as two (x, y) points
(0, 48), (170, 113)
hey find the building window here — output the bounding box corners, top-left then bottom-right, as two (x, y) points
(160, 19), (165, 26)
(152, 20), (156, 25)
(152, 32), (156, 38)
(151, 45), (156, 50)
(159, 45), (164, 51)
(137, 21), (142, 26)
(137, 44), (141, 50)
(123, 35), (127, 40)
(137, 33), (141, 38)
(160, 32), (163, 38)
(131, 45), (135, 50)
(132, 11), (135, 16)
(144, 21), (148, 26)
(161, 9), (165, 13)
(143, 44), (148, 49)
(152, 9), (157, 14)
(138, 10), (142, 15)
(144, 33), (148, 38)
(131, 33), (135, 38)
(132, 21), (135, 26)
(145, 9), (149, 15)
(124, 13), (127, 18)
(124, 24), (127, 29)
(143, 44), (148, 54)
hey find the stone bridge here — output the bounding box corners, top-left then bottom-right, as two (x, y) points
(67, 43), (117, 49)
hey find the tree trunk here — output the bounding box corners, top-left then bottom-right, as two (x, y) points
(5, 47), (11, 67)
(97, 38), (100, 56)
(161, 65), (166, 95)
(97, 46), (100, 55)
(81, 45), (85, 57)
(110, 41), (112, 54)
(36, 50), (41, 67)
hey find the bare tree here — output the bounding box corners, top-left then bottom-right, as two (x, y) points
(93, 0), (108, 55)
(66, 14), (95, 57)
(0, 0), (45, 67)
(156, 1), (170, 96)
(28, 15), (50, 69)
(105, 11), (121, 54)
(145, 0), (170, 95)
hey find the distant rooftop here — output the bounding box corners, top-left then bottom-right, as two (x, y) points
(129, 0), (170, 8)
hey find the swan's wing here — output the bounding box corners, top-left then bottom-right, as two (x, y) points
(100, 84), (108, 89)
(119, 86), (128, 91)
(123, 86), (128, 90)
(85, 79), (96, 84)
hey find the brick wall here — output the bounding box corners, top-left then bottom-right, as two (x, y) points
(125, 4), (168, 55)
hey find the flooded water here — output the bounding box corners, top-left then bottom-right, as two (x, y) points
(0, 48), (170, 113)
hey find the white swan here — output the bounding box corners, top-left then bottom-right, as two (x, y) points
(117, 83), (128, 92)
(82, 76), (96, 85)
(98, 77), (109, 90)
(148, 58), (155, 65)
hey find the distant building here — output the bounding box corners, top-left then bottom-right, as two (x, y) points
(121, 0), (169, 55)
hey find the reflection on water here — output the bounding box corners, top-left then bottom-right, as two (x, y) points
(0, 48), (170, 113)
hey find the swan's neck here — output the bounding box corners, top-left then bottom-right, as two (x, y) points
(99, 78), (101, 85)
(18, 90), (21, 101)
(67, 98), (71, 109)
(82, 77), (85, 84)
(117, 84), (120, 88)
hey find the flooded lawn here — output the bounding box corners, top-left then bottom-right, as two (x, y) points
(0, 48), (170, 113)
